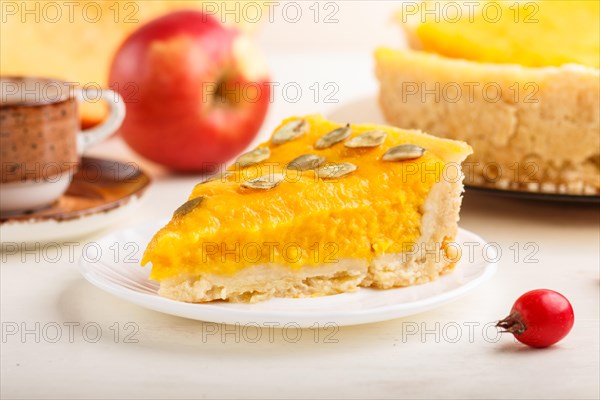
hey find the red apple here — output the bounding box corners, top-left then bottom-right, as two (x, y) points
(109, 11), (271, 171)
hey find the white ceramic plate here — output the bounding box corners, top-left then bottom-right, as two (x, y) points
(79, 221), (497, 327)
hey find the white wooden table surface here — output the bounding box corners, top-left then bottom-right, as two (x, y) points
(2, 2), (599, 399)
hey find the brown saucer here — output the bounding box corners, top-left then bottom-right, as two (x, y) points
(1, 157), (151, 223)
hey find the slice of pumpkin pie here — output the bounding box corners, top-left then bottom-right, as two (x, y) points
(142, 115), (472, 303)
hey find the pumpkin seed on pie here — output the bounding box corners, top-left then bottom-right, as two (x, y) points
(287, 154), (326, 171)
(315, 162), (357, 179)
(314, 124), (351, 149)
(241, 173), (285, 190)
(235, 147), (270, 167)
(344, 130), (387, 148)
(173, 196), (204, 218)
(272, 119), (309, 145)
(382, 144), (426, 161)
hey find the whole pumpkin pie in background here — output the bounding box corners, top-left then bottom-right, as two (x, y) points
(142, 115), (472, 303)
(376, 0), (600, 195)
(0, 0), (261, 128)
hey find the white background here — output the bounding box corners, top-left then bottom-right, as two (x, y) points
(2, 1), (599, 399)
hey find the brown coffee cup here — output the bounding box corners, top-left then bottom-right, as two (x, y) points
(0, 76), (125, 213)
